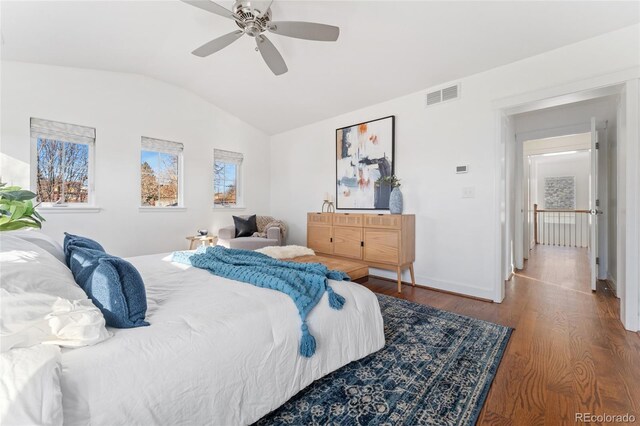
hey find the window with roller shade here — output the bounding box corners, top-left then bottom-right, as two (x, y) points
(213, 149), (243, 207)
(140, 137), (184, 207)
(31, 118), (95, 205)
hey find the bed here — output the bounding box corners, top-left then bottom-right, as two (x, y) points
(59, 252), (385, 425)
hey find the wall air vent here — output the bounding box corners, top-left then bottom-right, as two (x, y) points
(425, 83), (461, 108)
(426, 90), (442, 106)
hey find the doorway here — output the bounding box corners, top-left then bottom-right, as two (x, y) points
(495, 78), (639, 332)
(511, 98), (614, 295)
(520, 134), (593, 293)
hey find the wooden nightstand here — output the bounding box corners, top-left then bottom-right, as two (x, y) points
(186, 235), (217, 250)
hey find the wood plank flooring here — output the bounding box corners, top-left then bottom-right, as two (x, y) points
(360, 245), (640, 425)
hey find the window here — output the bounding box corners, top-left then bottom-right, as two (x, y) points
(214, 149), (243, 207)
(31, 118), (95, 205)
(140, 137), (183, 207)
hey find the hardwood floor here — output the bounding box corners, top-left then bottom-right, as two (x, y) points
(361, 245), (640, 425)
(516, 244), (592, 294)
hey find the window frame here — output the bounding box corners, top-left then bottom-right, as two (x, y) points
(139, 137), (185, 210)
(30, 118), (96, 208)
(213, 149), (244, 209)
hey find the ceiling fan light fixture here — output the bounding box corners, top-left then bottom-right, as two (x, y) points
(181, 0), (340, 75)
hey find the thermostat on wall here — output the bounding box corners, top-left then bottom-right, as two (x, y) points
(456, 165), (469, 174)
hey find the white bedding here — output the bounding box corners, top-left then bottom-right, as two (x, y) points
(0, 345), (62, 426)
(60, 252), (385, 425)
(0, 234), (110, 352)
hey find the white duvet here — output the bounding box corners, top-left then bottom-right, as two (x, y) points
(60, 253), (385, 425)
(0, 345), (62, 426)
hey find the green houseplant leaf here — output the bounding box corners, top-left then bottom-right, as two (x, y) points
(375, 175), (401, 188)
(0, 183), (45, 231)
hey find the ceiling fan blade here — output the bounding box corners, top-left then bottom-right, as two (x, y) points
(192, 30), (244, 57)
(256, 0), (273, 19)
(255, 35), (288, 76)
(267, 21), (339, 41)
(180, 0), (236, 20)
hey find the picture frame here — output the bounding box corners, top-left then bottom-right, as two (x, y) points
(335, 115), (395, 210)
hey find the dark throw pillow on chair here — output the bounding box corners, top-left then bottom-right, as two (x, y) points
(233, 215), (258, 238)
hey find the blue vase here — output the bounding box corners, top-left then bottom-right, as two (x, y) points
(389, 187), (403, 214)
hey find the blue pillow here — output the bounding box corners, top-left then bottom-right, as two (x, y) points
(68, 247), (149, 328)
(64, 232), (105, 266)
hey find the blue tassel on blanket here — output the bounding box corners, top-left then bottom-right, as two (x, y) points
(326, 285), (345, 310)
(299, 322), (317, 357)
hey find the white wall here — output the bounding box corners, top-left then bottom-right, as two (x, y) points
(514, 96), (618, 136)
(0, 61), (271, 257)
(529, 151), (591, 248)
(530, 151), (591, 210)
(269, 24), (639, 301)
(522, 134), (591, 251)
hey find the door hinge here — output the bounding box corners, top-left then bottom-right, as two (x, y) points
(596, 257), (600, 265)
(596, 199), (600, 207)
(595, 142), (600, 149)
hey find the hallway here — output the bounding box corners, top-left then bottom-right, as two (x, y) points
(516, 245), (593, 294)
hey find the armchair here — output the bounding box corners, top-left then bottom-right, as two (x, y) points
(217, 216), (285, 250)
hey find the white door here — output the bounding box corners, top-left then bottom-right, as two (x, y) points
(514, 134), (524, 269)
(589, 117), (599, 292)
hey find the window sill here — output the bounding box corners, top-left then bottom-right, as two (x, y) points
(213, 206), (246, 211)
(38, 206), (102, 213)
(139, 207), (187, 212)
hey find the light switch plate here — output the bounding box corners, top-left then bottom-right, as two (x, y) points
(462, 187), (475, 198)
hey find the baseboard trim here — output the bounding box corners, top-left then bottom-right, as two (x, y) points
(369, 269), (495, 302)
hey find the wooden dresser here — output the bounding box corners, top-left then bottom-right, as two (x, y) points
(307, 212), (415, 293)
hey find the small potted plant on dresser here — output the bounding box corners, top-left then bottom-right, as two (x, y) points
(377, 175), (402, 214)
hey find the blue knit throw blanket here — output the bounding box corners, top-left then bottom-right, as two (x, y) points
(171, 246), (349, 357)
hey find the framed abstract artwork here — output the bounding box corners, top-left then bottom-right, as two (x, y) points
(544, 176), (576, 209)
(336, 115), (395, 210)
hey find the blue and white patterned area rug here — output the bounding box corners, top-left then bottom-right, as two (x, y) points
(257, 294), (512, 426)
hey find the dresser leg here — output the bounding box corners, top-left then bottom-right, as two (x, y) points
(409, 264), (416, 287)
(397, 267), (402, 293)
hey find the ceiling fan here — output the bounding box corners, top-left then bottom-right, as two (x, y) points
(181, 0), (340, 75)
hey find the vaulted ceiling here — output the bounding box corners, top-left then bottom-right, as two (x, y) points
(2, 1), (638, 134)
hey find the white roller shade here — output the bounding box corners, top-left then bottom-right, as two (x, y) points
(30, 117), (96, 145)
(141, 136), (184, 154)
(214, 149), (243, 165)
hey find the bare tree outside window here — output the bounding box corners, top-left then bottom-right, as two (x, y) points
(140, 161), (159, 206)
(36, 138), (89, 203)
(214, 160), (237, 206)
(140, 151), (179, 207)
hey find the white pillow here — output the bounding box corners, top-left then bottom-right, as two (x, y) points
(0, 234), (111, 352)
(0, 345), (63, 426)
(7, 229), (65, 264)
(255, 245), (315, 259)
